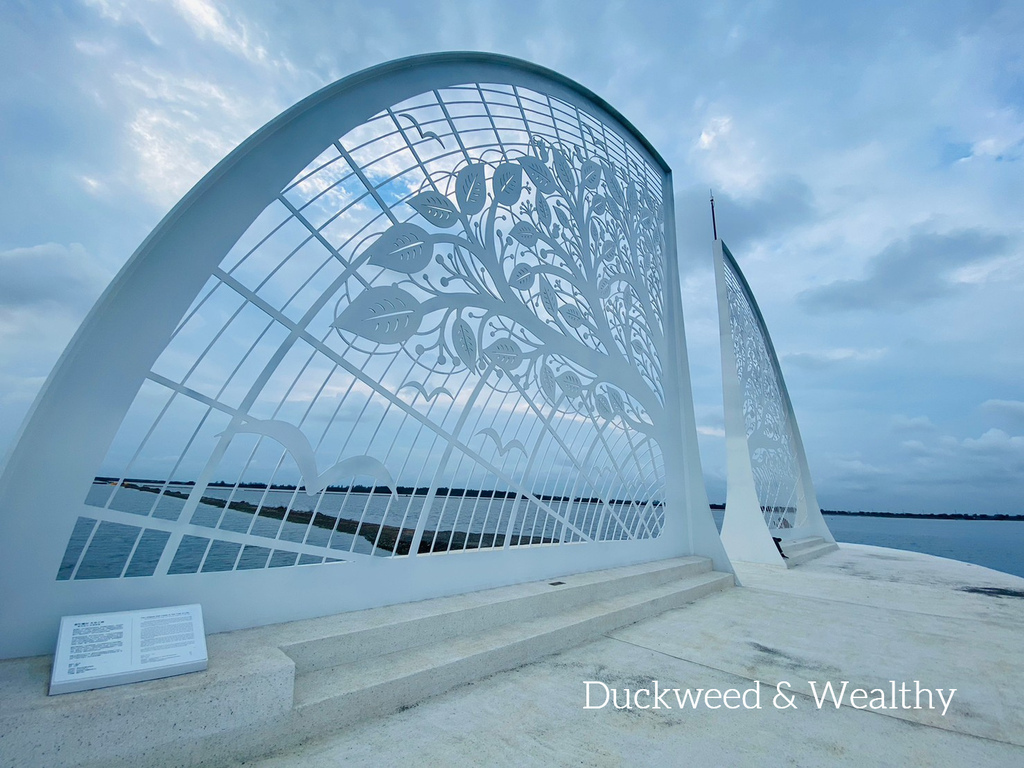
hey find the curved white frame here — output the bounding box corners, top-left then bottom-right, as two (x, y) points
(0, 53), (729, 659)
(713, 238), (835, 565)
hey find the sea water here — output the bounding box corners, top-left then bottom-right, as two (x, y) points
(709, 509), (1024, 578)
(823, 514), (1024, 579)
(86, 483), (1023, 578)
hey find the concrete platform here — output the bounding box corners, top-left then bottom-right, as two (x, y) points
(246, 544), (1024, 767)
(780, 535), (840, 566)
(0, 556), (732, 768)
(2, 544), (1022, 767)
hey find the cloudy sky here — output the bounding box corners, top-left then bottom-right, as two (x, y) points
(2, 0), (1022, 514)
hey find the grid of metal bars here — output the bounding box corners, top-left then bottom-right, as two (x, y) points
(66, 81), (670, 579)
(721, 249), (802, 531)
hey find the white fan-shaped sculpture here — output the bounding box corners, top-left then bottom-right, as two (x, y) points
(713, 232), (837, 566)
(0, 53), (729, 658)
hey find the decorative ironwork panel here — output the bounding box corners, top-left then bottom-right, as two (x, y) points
(714, 236), (835, 566)
(0, 54), (726, 658)
(720, 245), (802, 530)
(75, 81), (670, 577)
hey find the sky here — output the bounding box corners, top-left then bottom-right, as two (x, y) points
(1, 0), (1022, 515)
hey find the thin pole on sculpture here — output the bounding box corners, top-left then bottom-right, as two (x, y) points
(710, 190), (717, 241)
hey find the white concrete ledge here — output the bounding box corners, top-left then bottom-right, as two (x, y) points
(250, 544), (1024, 768)
(0, 556), (730, 768)
(782, 537), (840, 567)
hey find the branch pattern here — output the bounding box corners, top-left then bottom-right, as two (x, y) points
(331, 136), (667, 438)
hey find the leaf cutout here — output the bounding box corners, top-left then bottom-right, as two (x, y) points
(517, 156), (556, 194)
(456, 163), (487, 216)
(556, 371), (582, 398)
(509, 220), (538, 247)
(535, 194), (552, 228)
(597, 277), (612, 298)
(333, 286), (422, 344)
(452, 318), (477, 368)
(591, 195), (607, 216)
(604, 165), (624, 207)
(554, 206), (572, 229)
(540, 364), (558, 401)
(408, 191), (459, 228)
(364, 223), (433, 273)
(485, 338), (522, 370)
(559, 304), (586, 328)
(595, 394), (613, 420)
(601, 239), (616, 260)
(552, 149), (575, 193)
(539, 276), (559, 316)
(510, 263), (534, 290)
(581, 159), (602, 190)
(492, 163), (523, 206)
(626, 181), (638, 212)
(608, 389), (624, 413)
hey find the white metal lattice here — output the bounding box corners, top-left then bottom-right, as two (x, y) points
(721, 250), (802, 530)
(714, 238), (835, 564)
(0, 54), (728, 658)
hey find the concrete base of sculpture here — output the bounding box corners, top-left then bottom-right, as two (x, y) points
(777, 536), (839, 567)
(0, 557), (731, 768)
(6, 546), (1022, 767)
(727, 534), (839, 569)
(249, 545), (1024, 766)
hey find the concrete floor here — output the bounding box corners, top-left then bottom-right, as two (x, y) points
(244, 544), (1024, 767)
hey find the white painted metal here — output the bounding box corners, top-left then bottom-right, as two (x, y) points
(0, 53), (729, 659)
(713, 238), (835, 565)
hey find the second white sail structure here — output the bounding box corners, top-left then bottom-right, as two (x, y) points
(713, 235), (838, 566)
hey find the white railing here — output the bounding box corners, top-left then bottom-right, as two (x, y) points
(0, 53), (728, 659)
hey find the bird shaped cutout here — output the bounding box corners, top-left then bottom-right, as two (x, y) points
(220, 418), (397, 496)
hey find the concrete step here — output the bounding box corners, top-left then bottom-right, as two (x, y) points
(782, 537), (825, 555)
(290, 568), (733, 732)
(1, 557), (732, 768)
(785, 540), (839, 567)
(280, 555), (714, 675)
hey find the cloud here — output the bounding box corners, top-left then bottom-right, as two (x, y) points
(0, 243), (111, 309)
(690, 113), (767, 193)
(782, 347), (887, 371)
(3, 0), (1024, 516)
(170, 0), (268, 63)
(981, 399), (1024, 420)
(962, 428), (1024, 455)
(674, 175), (817, 269)
(799, 228), (1013, 312)
(896, 426), (1024, 487)
(126, 104), (238, 207)
(831, 457), (892, 478)
(0, 244), (113, 442)
(71, 0), (320, 210)
(814, 455), (894, 498)
(891, 415), (937, 434)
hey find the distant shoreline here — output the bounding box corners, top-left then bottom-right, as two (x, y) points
(708, 502), (1023, 522)
(821, 509), (1024, 522)
(95, 479), (1022, 522)
(94, 477), (651, 507)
